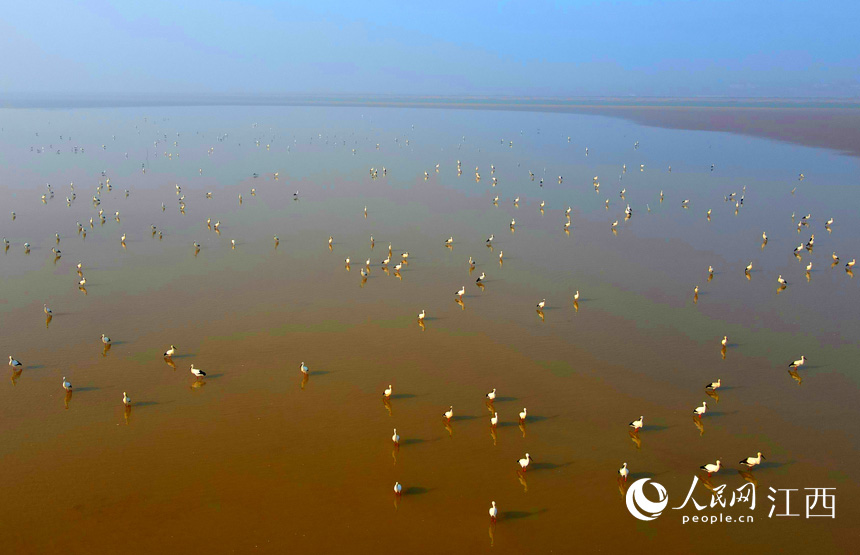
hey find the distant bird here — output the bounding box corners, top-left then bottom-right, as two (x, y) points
(619, 462), (629, 481)
(383, 385), (393, 398)
(832, 252), (839, 263)
(705, 379), (721, 390)
(700, 460), (721, 477)
(418, 309), (425, 321)
(9, 356), (22, 368)
(826, 218), (834, 226)
(328, 236), (333, 246)
(445, 237), (453, 245)
(847, 259), (856, 269)
(517, 453), (532, 472)
(721, 336), (727, 347)
(456, 286), (465, 298)
(806, 262), (813, 272)
(62, 376), (72, 391)
(78, 277), (87, 286)
(43, 304), (53, 316)
(519, 407), (528, 422)
(629, 416), (644, 431)
(468, 256), (475, 268)
(392, 429), (400, 446)
(164, 345), (176, 357)
(489, 501), (498, 521)
(490, 412), (498, 427)
(762, 231), (768, 242)
(486, 388), (496, 401)
(394, 482), (402, 495)
(486, 234), (494, 244)
(788, 355), (807, 369)
(476, 272), (486, 283)
(499, 251), (504, 262)
(573, 291), (580, 302)
(443, 406), (454, 421)
(777, 275), (788, 286)
(536, 299), (545, 309)
(708, 266), (714, 275)
(300, 362), (309, 375)
(101, 334), (111, 345)
(745, 262), (753, 273)
(190, 365), (207, 379)
(123, 392), (131, 407)
(693, 402), (708, 418)
(739, 452), (765, 469)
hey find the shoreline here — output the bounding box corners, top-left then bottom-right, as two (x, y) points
(3, 94), (860, 158)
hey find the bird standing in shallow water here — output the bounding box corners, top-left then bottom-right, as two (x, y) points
(518, 453), (532, 472)
(191, 365), (206, 379)
(739, 452), (765, 469)
(619, 462), (629, 481)
(164, 345), (176, 358)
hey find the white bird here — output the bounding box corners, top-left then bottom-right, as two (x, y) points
(510, 219), (516, 227)
(739, 452), (765, 469)
(489, 501), (498, 521)
(443, 406), (454, 421)
(392, 429), (400, 446)
(762, 231), (768, 242)
(693, 401), (708, 418)
(629, 416), (643, 431)
(394, 482), (402, 495)
(468, 256), (475, 267)
(777, 275), (788, 286)
(490, 412), (498, 427)
(794, 244), (804, 254)
(360, 268), (368, 278)
(62, 376), (72, 391)
(231, 239), (236, 248)
(418, 309), (425, 321)
(401, 252), (409, 259)
(445, 237), (453, 245)
(573, 290), (580, 302)
(456, 286), (465, 298)
(619, 462), (629, 481)
(788, 355), (807, 369)
(328, 236), (333, 245)
(383, 385), (393, 398)
(486, 234), (494, 244)
(122, 392), (131, 406)
(537, 299), (545, 309)
(826, 218), (834, 226)
(745, 262), (753, 273)
(700, 460), (721, 476)
(721, 336), (728, 347)
(8, 356), (22, 368)
(101, 334), (111, 345)
(705, 379), (721, 390)
(300, 362), (309, 375)
(519, 407), (528, 422)
(164, 345), (176, 357)
(486, 388), (496, 401)
(847, 259), (856, 269)
(499, 251), (504, 261)
(611, 220), (618, 228)
(476, 272), (485, 283)
(78, 277), (87, 286)
(806, 262), (813, 272)
(44, 304), (53, 316)
(121, 234), (126, 243)
(190, 364), (207, 378)
(517, 453), (532, 472)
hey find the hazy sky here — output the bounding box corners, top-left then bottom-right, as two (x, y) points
(2, 0), (858, 98)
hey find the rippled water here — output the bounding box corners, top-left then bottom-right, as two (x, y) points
(0, 105), (857, 553)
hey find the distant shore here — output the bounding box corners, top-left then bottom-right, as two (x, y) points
(4, 94), (860, 157)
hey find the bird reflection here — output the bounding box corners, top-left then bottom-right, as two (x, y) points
(191, 380), (206, 390)
(518, 422), (527, 438)
(476, 282), (485, 292)
(164, 357), (176, 370)
(517, 471), (528, 493)
(788, 368), (803, 385)
(444, 421), (454, 437)
(102, 343), (111, 357)
(45, 314), (52, 328)
(738, 469), (758, 486)
(301, 373), (309, 390)
(705, 389), (720, 403)
(847, 269), (855, 279)
(392, 448), (398, 466)
(618, 476), (630, 497)
(79, 286), (87, 295)
(490, 427), (497, 446)
(777, 284), (787, 295)
(382, 397), (393, 416)
(11, 368), (23, 386)
(360, 277), (367, 288)
(64, 390), (73, 409)
(629, 430), (641, 449)
(693, 416), (705, 436)
(455, 298), (465, 310)
(721, 346), (727, 360)
(536, 309), (544, 322)
(123, 405), (132, 425)
(488, 522), (496, 548)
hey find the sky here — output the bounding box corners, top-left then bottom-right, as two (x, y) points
(1, 0), (858, 98)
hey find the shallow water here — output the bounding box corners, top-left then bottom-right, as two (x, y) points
(0, 105), (858, 553)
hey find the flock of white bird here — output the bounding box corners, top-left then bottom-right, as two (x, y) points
(3, 124), (854, 525)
